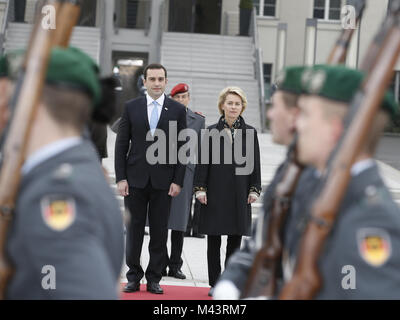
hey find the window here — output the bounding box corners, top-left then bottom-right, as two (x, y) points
(313, 0), (342, 21)
(263, 63), (273, 100)
(253, 0), (277, 17)
(115, 0), (151, 29)
(387, 71), (400, 132)
(389, 72), (400, 103)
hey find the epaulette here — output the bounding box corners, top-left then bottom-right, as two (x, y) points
(194, 111), (205, 118)
(52, 163), (74, 182)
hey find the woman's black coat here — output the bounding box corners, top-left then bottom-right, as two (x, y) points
(194, 116), (261, 236)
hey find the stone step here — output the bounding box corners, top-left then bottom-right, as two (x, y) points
(163, 32), (253, 44)
(161, 30), (261, 131)
(4, 23), (101, 63)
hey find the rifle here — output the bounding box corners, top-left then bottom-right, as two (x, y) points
(359, 1), (398, 72)
(52, 0), (81, 47)
(240, 0), (366, 299)
(279, 1), (400, 300)
(0, 0), (80, 299)
(240, 138), (303, 298)
(327, 0), (366, 64)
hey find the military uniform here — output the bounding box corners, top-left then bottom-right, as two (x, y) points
(2, 47), (124, 299)
(282, 162), (400, 299)
(165, 83), (205, 276)
(281, 65), (400, 299)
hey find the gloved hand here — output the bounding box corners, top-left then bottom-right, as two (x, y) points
(212, 280), (240, 300)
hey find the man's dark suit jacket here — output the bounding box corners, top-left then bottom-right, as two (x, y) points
(115, 95), (187, 190)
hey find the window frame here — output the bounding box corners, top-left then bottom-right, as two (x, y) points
(313, 0), (343, 22)
(254, 0), (277, 18)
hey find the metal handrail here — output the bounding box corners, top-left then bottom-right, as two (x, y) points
(250, 7), (266, 133)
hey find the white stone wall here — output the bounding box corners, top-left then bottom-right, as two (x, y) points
(246, 0), (398, 81)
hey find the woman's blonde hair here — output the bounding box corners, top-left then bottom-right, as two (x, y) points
(218, 86), (247, 116)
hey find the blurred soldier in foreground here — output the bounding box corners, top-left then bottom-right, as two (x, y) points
(282, 65), (400, 299)
(3, 47), (124, 299)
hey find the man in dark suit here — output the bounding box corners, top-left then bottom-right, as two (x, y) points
(115, 64), (187, 294)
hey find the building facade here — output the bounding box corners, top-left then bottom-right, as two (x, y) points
(0, 0), (398, 127)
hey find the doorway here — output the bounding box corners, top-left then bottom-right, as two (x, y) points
(111, 51), (149, 121)
(168, 0), (222, 35)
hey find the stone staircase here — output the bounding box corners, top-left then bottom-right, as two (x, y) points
(4, 22), (101, 63)
(161, 32), (262, 131)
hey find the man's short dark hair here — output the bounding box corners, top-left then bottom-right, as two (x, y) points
(143, 63), (167, 80)
(42, 84), (92, 132)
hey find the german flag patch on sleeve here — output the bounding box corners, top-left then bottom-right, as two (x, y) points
(40, 195), (76, 232)
(357, 228), (392, 267)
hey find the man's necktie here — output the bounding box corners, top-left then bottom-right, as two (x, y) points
(150, 100), (159, 135)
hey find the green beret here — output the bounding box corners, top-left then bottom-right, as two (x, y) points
(47, 47), (101, 106)
(0, 47), (101, 107)
(275, 66), (306, 95)
(301, 64), (398, 117)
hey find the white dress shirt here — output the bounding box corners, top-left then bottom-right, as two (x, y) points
(146, 93), (165, 126)
(21, 137), (83, 175)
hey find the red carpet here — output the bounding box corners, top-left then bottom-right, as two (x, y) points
(119, 283), (212, 300)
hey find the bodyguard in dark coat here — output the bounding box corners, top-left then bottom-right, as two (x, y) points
(115, 64), (187, 295)
(194, 87), (261, 294)
(4, 47), (124, 299)
(163, 83), (205, 279)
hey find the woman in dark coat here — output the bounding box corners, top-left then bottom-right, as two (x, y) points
(193, 87), (261, 294)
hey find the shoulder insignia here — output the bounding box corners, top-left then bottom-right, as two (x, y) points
(52, 163), (74, 181)
(194, 111), (205, 118)
(363, 185), (384, 206)
(301, 67), (313, 88)
(308, 69), (326, 94)
(40, 195), (76, 231)
(275, 69), (286, 87)
(357, 228), (391, 267)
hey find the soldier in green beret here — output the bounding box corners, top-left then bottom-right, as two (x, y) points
(282, 64), (400, 299)
(213, 66), (321, 299)
(3, 47), (124, 299)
